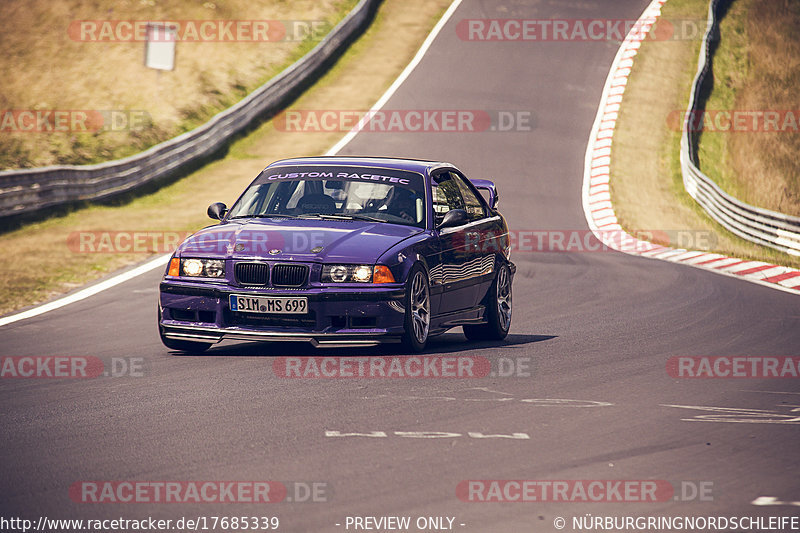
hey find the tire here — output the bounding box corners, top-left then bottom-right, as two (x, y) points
(401, 264), (431, 352)
(463, 262), (512, 341)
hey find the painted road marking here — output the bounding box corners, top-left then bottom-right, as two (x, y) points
(325, 0), (463, 155)
(0, 254), (170, 327)
(360, 388), (613, 407)
(325, 431), (530, 439)
(663, 404), (800, 424)
(752, 496), (800, 507)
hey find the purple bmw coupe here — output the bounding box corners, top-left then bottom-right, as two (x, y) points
(158, 156), (514, 352)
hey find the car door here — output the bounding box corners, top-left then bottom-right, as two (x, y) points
(450, 170), (506, 307)
(430, 170), (480, 315)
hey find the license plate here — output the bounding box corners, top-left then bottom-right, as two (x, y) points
(229, 294), (308, 315)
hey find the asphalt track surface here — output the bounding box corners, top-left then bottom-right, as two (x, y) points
(2, 0), (799, 531)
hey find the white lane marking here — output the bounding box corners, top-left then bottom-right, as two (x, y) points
(752, 496), (800, 507)
(741, 390), (800, 395)
(467, 432), (529, 439)
(473, 387), (513, 396)
(361, 388), (613, 407)
(325, 430), (387, 438)
(363, 395), (513, 402)
(518, 398), (613, 407)
(0, 254), (170, 327)
(0, 0), (465, 328)
(325, 430), (530, 439)
(662, 404), (800, 424)
(325, 0), (464, 155)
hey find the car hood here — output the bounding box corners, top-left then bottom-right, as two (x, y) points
(177, 219), (423, 264)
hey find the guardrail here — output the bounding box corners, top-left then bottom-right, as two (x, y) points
(0, 0), (379, 219)
(680, 0), (800, 256)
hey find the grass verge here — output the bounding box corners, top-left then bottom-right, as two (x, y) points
(0, 0), (453, 316)
(0, 0), (356, 169)
(610, 0), (800, 269)
(697, 0), (800, 216)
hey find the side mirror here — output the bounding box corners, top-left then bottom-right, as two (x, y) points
(470, 179), (499, 209)
(438, 209), (469, 229)
(207, 202), (227, 220)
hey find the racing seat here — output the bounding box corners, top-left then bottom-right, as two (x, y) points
(386, 188), (417, 222)
(297, 193), (336, 214)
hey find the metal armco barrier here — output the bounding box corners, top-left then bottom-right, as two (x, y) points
(680, 0), (800, 256)
(0, 0), (379, 219)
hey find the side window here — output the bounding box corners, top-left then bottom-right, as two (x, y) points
(453, 173), (487, 220)
(432, 172), (465, 224)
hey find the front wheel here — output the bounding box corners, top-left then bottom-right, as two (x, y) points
(401, 264), (431, 352)
(463, 262), (512, 341)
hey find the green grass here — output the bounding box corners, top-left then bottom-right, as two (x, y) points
(695, 0), (750, 199)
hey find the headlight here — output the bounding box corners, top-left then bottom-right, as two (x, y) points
(204, 260), (225, 278)
(322, 264), (373, 283)
(328, 265), (349, 282)
(177, 258), (225, 278)
(353, 265), (372, 282)
(183, 259), (204, 276)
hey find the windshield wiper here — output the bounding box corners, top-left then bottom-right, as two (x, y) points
(296, 213), (384, 222)
(229, 214), (299, 220)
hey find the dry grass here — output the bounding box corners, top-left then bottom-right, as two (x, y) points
(0, 0), (354, 168)
(0, 0), (452, 315)
(610, 0), (800, 268)
(696, 0), (800, 216)
(726, 0), (800, 215)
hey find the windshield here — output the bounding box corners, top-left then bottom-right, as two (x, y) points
(226, 165), (426, 228)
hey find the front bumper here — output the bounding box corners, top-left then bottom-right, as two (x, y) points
(159, 281), (407, 347)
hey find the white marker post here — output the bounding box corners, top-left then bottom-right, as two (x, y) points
(145, 23), (176, 71)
